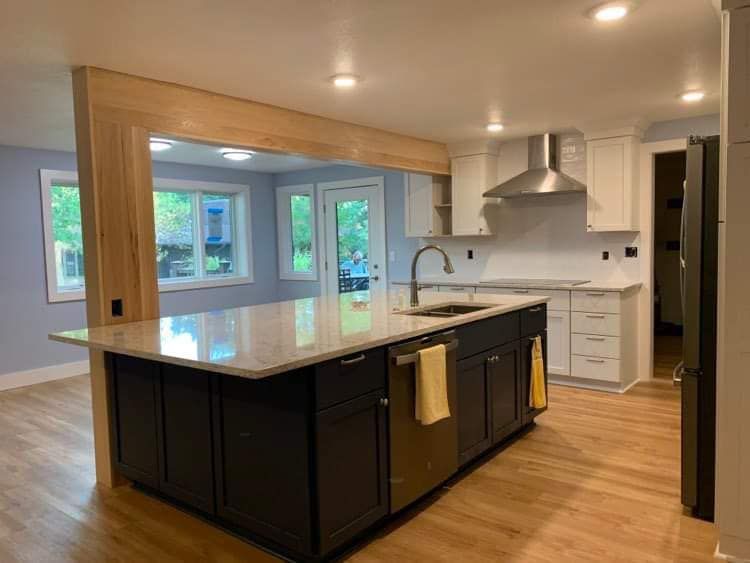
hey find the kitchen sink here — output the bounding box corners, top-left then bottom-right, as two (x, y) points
(400, 303), (495, 318)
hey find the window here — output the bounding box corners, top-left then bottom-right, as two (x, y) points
(40, 170), (254, 303)
(276, 184), (317, 281)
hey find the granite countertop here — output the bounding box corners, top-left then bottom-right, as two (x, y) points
(392, 277), (642, 292)
(49, 291), (548, 380)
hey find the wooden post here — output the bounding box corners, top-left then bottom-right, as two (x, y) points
(73, 68), (160, 487)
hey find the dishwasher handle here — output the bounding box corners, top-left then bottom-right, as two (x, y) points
(392, 339), (459, 366)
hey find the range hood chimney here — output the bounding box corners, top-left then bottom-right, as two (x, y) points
(483, 134), (586, 199)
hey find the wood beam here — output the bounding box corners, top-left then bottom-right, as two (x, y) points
(85, 67), (450, 175)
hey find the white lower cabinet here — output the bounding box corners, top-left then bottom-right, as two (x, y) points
(571, 356), (621, 383)
(546, 310), (571, 376)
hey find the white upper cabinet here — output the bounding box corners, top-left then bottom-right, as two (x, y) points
(404, 173), (451, 237)
(585, 132), (641, 232)
(450, 154), (496, 236)
(724, 7), (750, 144)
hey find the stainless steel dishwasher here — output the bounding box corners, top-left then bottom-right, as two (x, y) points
(388, 331), (458, 513)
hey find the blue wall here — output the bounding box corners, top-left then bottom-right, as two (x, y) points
(272, 165), (418, 301)
(0, 145), (279, 377)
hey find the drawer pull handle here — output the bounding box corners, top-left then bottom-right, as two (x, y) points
(528, 307), (543, 313)
(341, 353), (366, 366)
(450, 287), (465, 291)
(586, 358), (606, 363)
(585, 314), (606, 319)
(513, 289), (529, 294)
(586, 337), (606, 342)
(586, 292), (606, 297)
(528, 335), (543, 342)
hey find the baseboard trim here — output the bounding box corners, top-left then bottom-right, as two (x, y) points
(549, 376), (639, 394)
(0, 360), (90, 392)
(717, 533), (750, 562)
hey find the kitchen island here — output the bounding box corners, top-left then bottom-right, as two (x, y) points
(51, 290), (549, 562)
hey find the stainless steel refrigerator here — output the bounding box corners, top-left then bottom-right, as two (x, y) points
(679, 135), (720, 522)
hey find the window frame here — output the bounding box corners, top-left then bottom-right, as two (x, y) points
(275, 183), (318, 281)
(40, 170), (254, 303)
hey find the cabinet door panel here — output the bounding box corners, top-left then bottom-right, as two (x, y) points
(316, 391), (388, 554)
(726, 7), (750, 144)
(158, 364), (215, 513)
(213, 372), (312, 555)
(110, 355), (159, 487)
(546, 310), (571, 376)
(451, 155), (494, 235)
(490, 342), (522, 444)
(586, 136), (638, 231)
(457, 353), (491, 465)
(405, 173), (434, 237)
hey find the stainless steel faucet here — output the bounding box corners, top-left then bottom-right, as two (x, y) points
(409, 244), (455, 307)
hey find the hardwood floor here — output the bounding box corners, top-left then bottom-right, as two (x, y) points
(0, 374), (716, 562)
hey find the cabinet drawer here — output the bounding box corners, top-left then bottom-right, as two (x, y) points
(456, 312), (519, 359)
(315, 348), (386, 410)
(520, 304), (547, 337)
(571, 355), (621, 382)
(572, 291), (620, 314)
(572, 334), (621, 359)
(479, 287), (570, 311)
(438, 285), (476, 294)
(571, 312), (621, 336)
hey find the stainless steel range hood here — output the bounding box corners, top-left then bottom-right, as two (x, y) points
(483, 134), (586, 198)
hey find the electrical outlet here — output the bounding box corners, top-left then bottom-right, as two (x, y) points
(625, 246), (638, 258)
(467, 249), (474, 260)
(602, 251), (610, 261)
(389, 250), (396, 262)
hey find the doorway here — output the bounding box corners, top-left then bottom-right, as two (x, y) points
(652, 150), (687, 380)
(317, 177), (387, 295)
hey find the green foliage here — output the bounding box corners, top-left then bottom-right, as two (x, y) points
(153, 191), (193, 262)
(335, 199), (369, 265)
(206, 255), (221, 272)
(291, 195), (313, 272)
(51, 185), (83, 252)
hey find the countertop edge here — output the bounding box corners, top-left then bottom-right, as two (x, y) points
(49, 296), (549, 380)
(391, 279), (643, 292)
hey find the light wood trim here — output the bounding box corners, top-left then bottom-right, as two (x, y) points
(85, 67), (450, 175)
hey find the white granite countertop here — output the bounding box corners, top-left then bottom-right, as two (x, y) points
(49, 291), (548, 379)
(392, 277), (641, 292)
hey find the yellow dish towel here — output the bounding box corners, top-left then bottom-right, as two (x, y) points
(529, 336), (547, 409)
(415, 344), (450, 426)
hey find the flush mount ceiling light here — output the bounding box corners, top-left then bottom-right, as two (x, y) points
(330, 74), (359, 88)
(680, 90), (706, 103)
(220, 148), (254, 161)
(149, 138), (173, 151)
(591, 2), (630, 22)
(486, 123), (505, 133)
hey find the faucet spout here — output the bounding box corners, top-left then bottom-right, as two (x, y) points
(409, 245), (455, 307)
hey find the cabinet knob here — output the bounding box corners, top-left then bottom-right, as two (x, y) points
(379, 397), (389, 407)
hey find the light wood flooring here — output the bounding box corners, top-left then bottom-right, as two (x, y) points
(0, 373), (716, 562)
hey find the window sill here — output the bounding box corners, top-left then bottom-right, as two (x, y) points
(47, 276), (254, 303)
(279, 273), (318, 282)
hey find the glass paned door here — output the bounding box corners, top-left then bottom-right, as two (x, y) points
(323, 185), (386, 295)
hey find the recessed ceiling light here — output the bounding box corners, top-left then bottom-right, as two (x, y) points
(486, 123), (504, 133)
(149, 138), (173, 152)
(592, 2), (630, 22)
(220, 148), (254, 161)
(681, 90), (706, 103)
(331, 74), (359, 88)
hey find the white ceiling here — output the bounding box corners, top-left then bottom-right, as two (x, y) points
(0, 0), (720, 153)
(151, 139), (334, 173)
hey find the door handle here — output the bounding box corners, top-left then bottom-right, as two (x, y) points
(340, 353), (366, 366)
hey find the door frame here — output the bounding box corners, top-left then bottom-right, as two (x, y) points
(315, 176), (388, 295)
(638, 138), (689, 382)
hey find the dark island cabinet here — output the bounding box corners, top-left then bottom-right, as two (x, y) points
(157, 364), (215, 514)
(213, 371), (314, 555)
(315, 389), (388, 554)
(489, 341), (522, 444)
(457, 352), (492, 466)
(109, 355), (160, 488)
